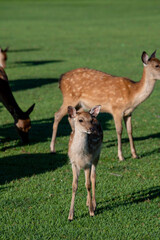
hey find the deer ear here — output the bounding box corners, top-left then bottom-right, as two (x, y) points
(26, 103), (35, 115)
(141, 51), (149, 66)
(68, 106), (76, 118)
(90, 105), (101, 117)
(149, 50), (156, 60)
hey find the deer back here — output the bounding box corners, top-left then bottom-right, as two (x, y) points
(59, 68), (140, 114)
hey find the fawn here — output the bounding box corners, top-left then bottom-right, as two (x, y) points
(50, 50), (160, 161)
(68, 105), (103, 221)
(0, 67), (35, 143)
(0, 47), (8, 68)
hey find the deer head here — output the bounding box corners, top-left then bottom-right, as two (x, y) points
(68, 105), (101, 134)
(141, 50), (160, 80)
(15, 104), (35, 143)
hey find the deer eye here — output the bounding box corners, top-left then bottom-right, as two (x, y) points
(79, 119), (83, 123)
(155, 65), (159, 68)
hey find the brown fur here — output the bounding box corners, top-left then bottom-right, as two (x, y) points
(0, 67), (8, 81)
(0, 48), (8, 68)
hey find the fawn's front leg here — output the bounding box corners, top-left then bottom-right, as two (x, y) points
(85, 168), (94, 217)
(90, 164), (97, 211)
(68, 164), (80, 221)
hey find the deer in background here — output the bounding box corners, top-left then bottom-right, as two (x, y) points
(0, 47), (8, 68)
(50, 50), (160, 161)
(67, 105), (103, 221)
(0, 67), (35, 143)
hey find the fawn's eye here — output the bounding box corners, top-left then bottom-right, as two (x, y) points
(155, 65), (159, 68)
(79, 119), (83, 123)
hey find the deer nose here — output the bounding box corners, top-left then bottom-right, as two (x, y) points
(89, 127), (95, 133)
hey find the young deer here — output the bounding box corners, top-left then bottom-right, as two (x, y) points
(68, 105), (103, 221)
(50, 50), (160, 161)
(0, 47), (8, 68)
(0, 67), (35, 143)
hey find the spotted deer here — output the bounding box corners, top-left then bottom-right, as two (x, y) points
(50, 50), (160, 161)
(0, 67), (35, 143)
(67, 105), (103, 221)
(0, 47), (8, 68)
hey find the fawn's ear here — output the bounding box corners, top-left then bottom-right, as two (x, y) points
(149, 50), (156, 60)
(141, 51), (149, 66)
(90, 105), (101, 117)
(68, 106), (76, 118)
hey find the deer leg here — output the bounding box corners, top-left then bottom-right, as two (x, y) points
(50, 105), (68, 153)
(50, 100), (79, 152)
(68, 164), (80, 221)
(90, 164), (97, 211)
(85, 168), (94, 217)
(124, 115), (138, 159)
(114, 114), (124, 161)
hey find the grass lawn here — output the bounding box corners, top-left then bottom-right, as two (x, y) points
(0, 0), (160, 239)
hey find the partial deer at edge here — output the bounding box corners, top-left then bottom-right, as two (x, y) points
(50, 50), (160, 161)
(67, 105), (103, 221)
(0, 67), (35, 143)
(0, 47), (8, 68)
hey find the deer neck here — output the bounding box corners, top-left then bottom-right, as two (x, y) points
(71, 129), (88, 153)
(134, 68), (156, 106)
(4, 99), (24, 122)
(0, 81), (25, 122)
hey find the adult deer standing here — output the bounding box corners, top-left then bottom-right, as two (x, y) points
(50, 51), (160, 161)
(0, 47), (8, 68)
(0, 67), (35, 143)
(68, 105), (103, 221)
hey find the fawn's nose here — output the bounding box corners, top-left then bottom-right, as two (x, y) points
(89, 127), (95, 133)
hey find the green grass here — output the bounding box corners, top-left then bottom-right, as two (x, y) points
(0, 0), (160, 239)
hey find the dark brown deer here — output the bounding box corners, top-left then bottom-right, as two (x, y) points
(0, 67), (35, 143)
(0, 47), (8, 68)
(68, 105), (103, 221)
(50, 50), (160, 161)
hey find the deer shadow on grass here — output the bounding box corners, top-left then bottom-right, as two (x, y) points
(105, 131), (160, 148)
(8, 48), (41, 53)
(15, 60), (64, 67)
(30, 113), (113, 143)
(96, 186), (160, 215)
(0, 116), (72, 151)
(9, 77), (59, 92)
(0, 113), (112, 151)
(0, 152), (67, 185)
(1, 113), (160, 155)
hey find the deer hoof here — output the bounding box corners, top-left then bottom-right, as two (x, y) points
(68, 214), (73, 221)
(132, 154), (139, 159)
(89, 211), (95, 217)
(118, 156), (124, 161)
